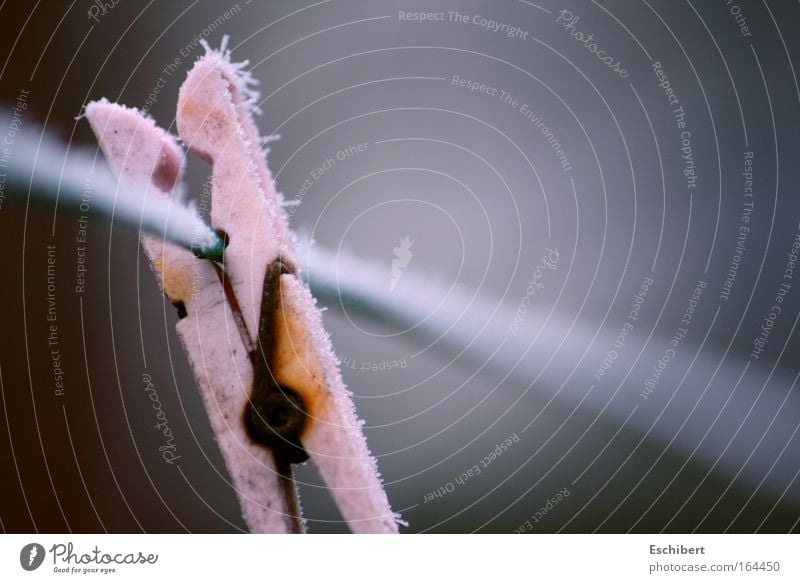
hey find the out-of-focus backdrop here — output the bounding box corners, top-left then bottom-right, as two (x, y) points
(1, 0), (799, 533)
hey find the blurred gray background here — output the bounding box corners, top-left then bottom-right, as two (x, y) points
(1, 0), (799, 533)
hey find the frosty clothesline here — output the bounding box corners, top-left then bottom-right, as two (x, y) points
(2, 112), (224, 261)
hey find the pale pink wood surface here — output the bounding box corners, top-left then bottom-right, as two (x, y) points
(176, 41), (397, 533)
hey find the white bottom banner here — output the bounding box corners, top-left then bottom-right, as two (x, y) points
(0, 534), (797, 582)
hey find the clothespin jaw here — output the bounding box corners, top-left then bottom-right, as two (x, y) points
(86, 37), (399, 533)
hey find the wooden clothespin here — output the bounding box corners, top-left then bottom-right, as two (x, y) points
(85, 37), (398, 533)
